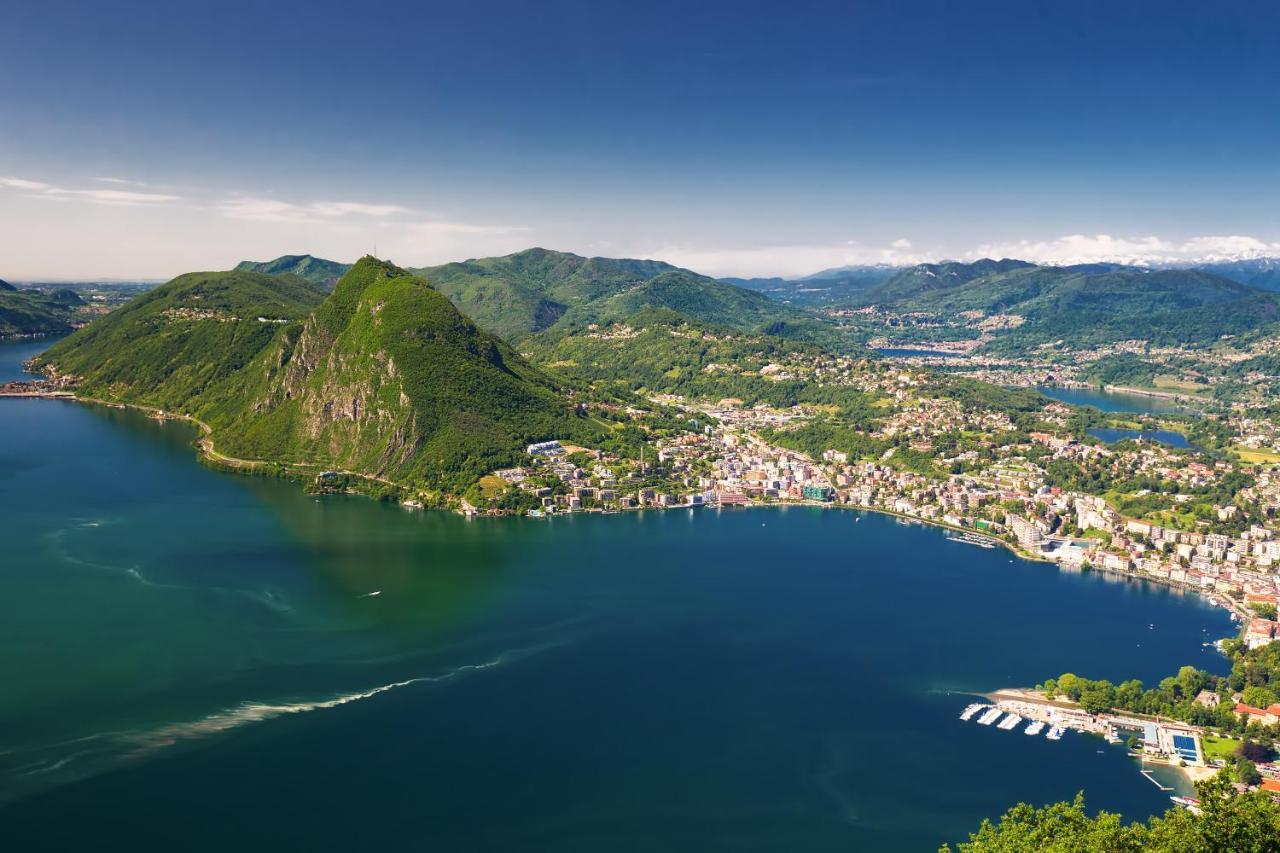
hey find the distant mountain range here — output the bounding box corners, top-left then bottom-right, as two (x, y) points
(724, 265), (899, 306)
(0, 283), (86, 337)
(856, 259), (1280, 350)
(28, 246), (1280, 494)
(225, 249), (1280, 354)
(234, 254), (349, 288)
(1192, 258), (1280, 292)
(233, 248), (837, 348)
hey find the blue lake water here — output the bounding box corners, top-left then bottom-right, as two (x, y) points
(0, 338), (1236, 851)
(1089, 428), (1192, 449)
(0, 335), (61, 382)
(1037, 386), (1193, 415)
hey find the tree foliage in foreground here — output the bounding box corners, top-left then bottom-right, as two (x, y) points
(942, 774), (1280, 852)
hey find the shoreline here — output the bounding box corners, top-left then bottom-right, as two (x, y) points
(2, 387), (1245, 814)
(1, 388), (1250, 625)
(979, 688), (1217, 796)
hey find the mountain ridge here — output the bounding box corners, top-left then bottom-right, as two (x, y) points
(35, 258), (595, 494)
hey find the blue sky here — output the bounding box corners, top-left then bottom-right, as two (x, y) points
(2, 0), (1279, 278)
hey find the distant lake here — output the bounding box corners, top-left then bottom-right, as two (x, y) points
(1089, 428), (1192, 449)
(0, 340), (1235, 851)
(876, 347), (966, 359)
(1038, 386), (1193, 415)
(0, 335), (64, 383)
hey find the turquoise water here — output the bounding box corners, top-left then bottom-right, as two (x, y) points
(1038, 386), (1192, 415)
(0, 339), (1236, 851)
(1089, 428), (1192, 449)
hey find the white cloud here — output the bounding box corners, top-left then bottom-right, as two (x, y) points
(309, 201), (411, 217)
(47, 187), (181, 205)
(0, 176), (51, 190)
(649, 240), (930, 278)
(217, 196), (310, 222)
(963, 233), (1280, 266)
(0, 175), (179, 205)
(218, 195), (414, 222)
(95, 176), (137, 185)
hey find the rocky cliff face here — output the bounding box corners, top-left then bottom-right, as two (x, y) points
(213, 257), (592, 490)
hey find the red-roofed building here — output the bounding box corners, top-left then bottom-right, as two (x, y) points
(1245, 618), (1279, 650)
(1236, 703), (1280, 726)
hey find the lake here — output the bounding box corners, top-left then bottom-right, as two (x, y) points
(1038, 386), (1193, 415)
(0, 338), (1236, 851)
(1089, 428), (1193, 449)
(0, 335), (61, 383)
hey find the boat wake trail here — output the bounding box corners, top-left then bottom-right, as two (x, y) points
(121, 651), (523, 759)
(0, 644), (548, 805)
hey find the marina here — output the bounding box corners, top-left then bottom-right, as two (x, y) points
(976, 707), (1004, 726)
(946, 532), (998, 549)
(997, 713), (1024, 730)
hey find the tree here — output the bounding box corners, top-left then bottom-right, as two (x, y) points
(1237, 759), (1262, 787)
(944, 773), (1280, 852)
(1080, 681), (1116, 715)
(1241, 685), (1278, 710)
(1240, 741), (1276, 764)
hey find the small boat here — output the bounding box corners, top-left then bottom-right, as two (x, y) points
(1024, 721), (1045, 736)
(1170, 796), (1201, 814)
(960, 703), (986, 722)
(1046, 725), (1065, 740)
(526, 509), (545, 518)
(364, 590), (382, 597)
(977, 707), (1004, 726)
(997, 713), (1023, 731)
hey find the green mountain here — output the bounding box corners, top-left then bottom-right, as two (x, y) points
(862, 260), (1280, 348)
(858, 258), (1035, 304)
(724, 265), (898, 307)
(230, 249), (827, 347)
(0, 286), (88, 337)
(1196, 258), (1280, 293)
(34, 269), (330, 407)
(526, 307), (825, 395)
(37, 259), (594, 493)
(234, 254), (350, 288)
(412, 247), (814, 343)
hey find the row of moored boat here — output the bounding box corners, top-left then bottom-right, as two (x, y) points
(959, 703), (1064, 739)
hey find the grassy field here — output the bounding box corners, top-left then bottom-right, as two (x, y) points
(1202, 735), (1241, 762)
(1153, 374), (1211, 394)
(1232, 445), (1280, 464)
(475, 475), (509, 499)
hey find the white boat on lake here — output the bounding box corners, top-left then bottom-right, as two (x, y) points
(997, 713), (1023, 730)
(977, 707), (1003, 726)
(1024, 721), (1045, 736)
